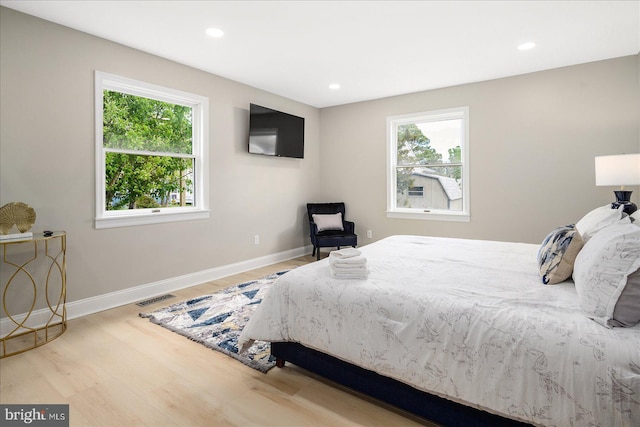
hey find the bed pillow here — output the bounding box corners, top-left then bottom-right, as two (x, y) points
(312, 213), (344, 232)
(537, 224), (584, 284)
(573, 222), (640, 327)
(575, 204), (627, 243)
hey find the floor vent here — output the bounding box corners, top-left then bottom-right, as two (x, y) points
(135, 294), (176, 307)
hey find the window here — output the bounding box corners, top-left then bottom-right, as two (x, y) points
(95, 71), (209, 229)
(387, 107), (469, 221)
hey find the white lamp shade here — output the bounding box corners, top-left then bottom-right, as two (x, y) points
(595, 153), (640, 186)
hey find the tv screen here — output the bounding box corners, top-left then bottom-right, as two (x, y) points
(249, 104), (305, 158)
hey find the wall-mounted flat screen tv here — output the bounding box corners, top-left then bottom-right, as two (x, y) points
(248, 104), (305, 158)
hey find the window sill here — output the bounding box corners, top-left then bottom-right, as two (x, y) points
(95, 209), (211, 229)
(386, 210), (470, 222)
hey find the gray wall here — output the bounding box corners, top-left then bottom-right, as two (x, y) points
(319, 55), (640, 244)
(0, 8), (321, 304)
(1, 7), (638, 310)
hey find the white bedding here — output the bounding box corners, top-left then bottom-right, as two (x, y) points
(239, 235), (640, 426)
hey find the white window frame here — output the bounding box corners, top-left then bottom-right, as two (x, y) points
(94, 71), (210, 229)
(386, 106), (470, 222)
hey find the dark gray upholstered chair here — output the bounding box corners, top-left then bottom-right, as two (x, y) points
(307, 202), (357, 260)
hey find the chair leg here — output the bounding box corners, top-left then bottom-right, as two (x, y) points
(312, 246), (316, 256)
(316, 248), (321, 261)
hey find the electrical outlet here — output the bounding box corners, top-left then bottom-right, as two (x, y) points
(366, 230), (372, 239)
(254, 235), (260, 245)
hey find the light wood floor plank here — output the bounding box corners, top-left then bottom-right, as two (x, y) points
(1, 255), (437, 426)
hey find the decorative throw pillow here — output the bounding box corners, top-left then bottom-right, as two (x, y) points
(537, 225), (584, 284)
(312, 213), (344, 232)
(575, 204), (628, 243)
(573, 222), (640, 327)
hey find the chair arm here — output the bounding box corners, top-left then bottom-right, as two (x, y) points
(309, 222), (319, 236)
(343, 221), (355, 234)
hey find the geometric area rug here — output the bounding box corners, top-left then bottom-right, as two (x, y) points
(139, 270), (288, 373)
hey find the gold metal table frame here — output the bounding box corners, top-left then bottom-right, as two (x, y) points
(1, 231), (67, 358)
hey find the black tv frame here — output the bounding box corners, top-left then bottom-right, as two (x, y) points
(248, 104), (305, 159)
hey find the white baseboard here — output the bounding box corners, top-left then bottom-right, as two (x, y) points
(1, 245), (312, 336)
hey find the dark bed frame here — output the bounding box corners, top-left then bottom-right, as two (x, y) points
(271, 342), (532, 427)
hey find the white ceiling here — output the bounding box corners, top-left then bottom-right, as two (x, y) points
(2, 1), (639, 108)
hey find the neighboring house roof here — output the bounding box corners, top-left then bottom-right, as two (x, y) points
(412, 168), (462, 201)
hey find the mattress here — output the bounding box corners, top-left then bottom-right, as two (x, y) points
(239, 235), (640, 426)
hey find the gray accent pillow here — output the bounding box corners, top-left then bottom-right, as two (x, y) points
(312, 213), (344, 232)
(610, 268), (640, 327)
(538, 225), (584, 284)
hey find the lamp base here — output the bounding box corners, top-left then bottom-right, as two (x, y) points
(612, 190), (637, 215)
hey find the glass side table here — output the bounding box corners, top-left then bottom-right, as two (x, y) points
(1, 231), (67, 358)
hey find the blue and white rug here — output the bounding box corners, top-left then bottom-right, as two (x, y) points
(140, 271), (288, 373)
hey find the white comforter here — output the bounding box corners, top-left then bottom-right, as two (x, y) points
(239, 235), (640, 426)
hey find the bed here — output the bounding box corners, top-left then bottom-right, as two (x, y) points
(239, 211), (640, 426)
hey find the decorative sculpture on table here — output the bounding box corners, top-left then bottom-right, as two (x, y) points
(0, 202), (36, 238)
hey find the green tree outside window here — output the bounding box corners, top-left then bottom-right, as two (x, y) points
(103, 91), (194, 210)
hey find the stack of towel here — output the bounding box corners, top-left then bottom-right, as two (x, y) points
(328, 248), (368, 279)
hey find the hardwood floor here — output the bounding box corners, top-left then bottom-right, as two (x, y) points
(0, 255), (437, 426)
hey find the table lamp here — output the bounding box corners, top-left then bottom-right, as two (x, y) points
(595, 153), (640, 215)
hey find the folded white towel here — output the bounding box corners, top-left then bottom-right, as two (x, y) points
(328, 249), (368, 279)
(330, 263), (369, 279)
(331, 270), (369, 280)
(329, 255), (367, 266)
(331, 263), (367, 272)
(329, 248), (361, 259)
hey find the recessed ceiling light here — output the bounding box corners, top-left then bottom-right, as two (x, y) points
(329, 83), (340, 90)
(518, 42), (536, 50)
(206, 28), (224, 38)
